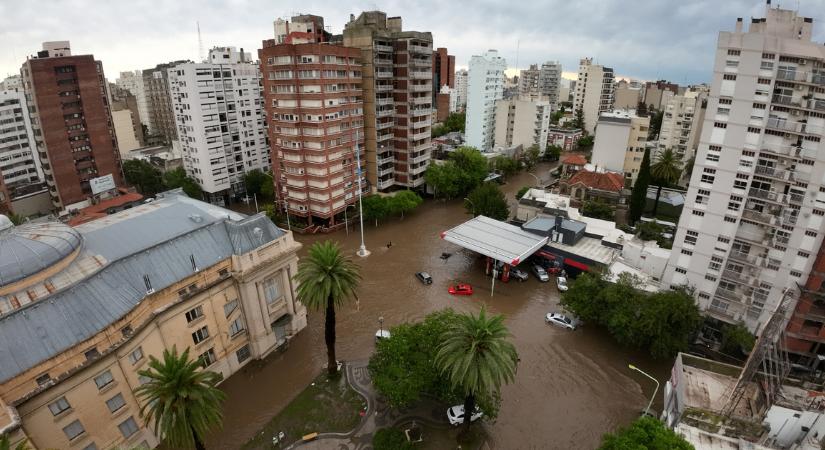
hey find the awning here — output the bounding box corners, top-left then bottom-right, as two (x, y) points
(441, 216), (549, 265)
(564, 258), (590, 271)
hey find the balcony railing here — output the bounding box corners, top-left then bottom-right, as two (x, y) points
(377, 178), (394, 190)
(410, 71), (432, 80)
(776, 69), (825, 86)
(374, 44), (393, 53)
(754, 165), (792, 182)
(728, 251), (757, 265)
(375, 84), (393, 92)
(376, 121), (394, 130)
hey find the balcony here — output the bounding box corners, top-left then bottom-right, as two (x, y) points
(410, 71), (432, 80)
(377, 108), (394, 118)
(410, 84), (431, 92)
(409, 164), (428, 175)
(377, 155), (395, 165)
(715, 286), (743, 302)
(760, 143), (802, 158)
(375, 70), (393, 79)
(377, 178), (394, 190)
(728, 250), (758, 266)
(376, 97), (394, 106)
(411, 108), (430, 117)
(411, 131), (429, 141)
(408, 44), (432, 54)
(409, 153), (429, 165)
(376, 121), (394, 130)
(722, 269), (753, 286)
(766, 117), (823, 136)
(411, 96), (431, 105)
(374, 44), (393, 53)
(377, 132), (394, 142)
(377, 165), (394, 176)
(754, 165), (793, 182)
(741, 209), (776, 225)
(776, 69), (825, 86)
(411, 118), (432, 129)
(375, 84), (393, 93)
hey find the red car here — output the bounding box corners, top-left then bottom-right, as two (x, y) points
(448, 283), (474, 296)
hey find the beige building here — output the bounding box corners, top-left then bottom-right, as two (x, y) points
(573, 58), (615, 134)
(591, 110), (649, 185)
(111, 109), (141, 157)
(0, 190), (307, 449)
(613, 79), (643, 110)
(493, 98), (552, 150)
(656, 86), (709, 169)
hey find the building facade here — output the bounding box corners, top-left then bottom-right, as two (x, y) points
(108, 83), (145, 157)
(657, 86), (709, 171)
(664, 6), (825, 331)
(643, 80), (680, 111)
(21, 42), (124, 210)
(538, 61), (562, 105)
(0, 191), (307, 450)
(591, 111), (649, 185)
(493, 98), (552, 150)
(465, 50), (506, 151)
(547, 127), (584, 151)
(343, 11), (434, 191)
(0, 89), (41, 208)
(260, 34), (365, 225)
(518, 64), (540, 99)
(573, 57), (615, 134)
(614, 79), (643, 110)
(432, 47), (455, 96)
(451, 69), (468, 112)
(114, 71), (149, 136)
(169, 47), (269, 204)
(143, 61), (188, 146)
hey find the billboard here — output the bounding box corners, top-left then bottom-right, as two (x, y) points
(90, 174), (116, 195)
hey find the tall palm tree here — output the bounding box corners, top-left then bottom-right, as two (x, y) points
(295, 240), (361, 376)
(435, 307), (519, 434)
(134, 347), (225, 450)
(0, 435), (28, 450)
(650, 148), (683, 216)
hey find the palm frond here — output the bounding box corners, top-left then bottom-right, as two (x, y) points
(295, 240), (361, 311)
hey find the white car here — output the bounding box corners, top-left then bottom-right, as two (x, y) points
(447, 404), (483, 426)
(545, 312), (577, 331)
(532, 264), (550, 282)
(556, 276), (569, 292)
(375, 330), (391, 341)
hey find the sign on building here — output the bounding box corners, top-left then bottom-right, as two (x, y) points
(90, 174), (116, 195)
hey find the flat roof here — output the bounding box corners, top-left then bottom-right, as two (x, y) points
(549, 235), (618, 265)
(441, 216), (548, 265)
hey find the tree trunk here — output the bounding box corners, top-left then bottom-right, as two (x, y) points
(461, 393), (476, 436)
(652, 185), (663, 217)
(325, 298), (337, 376)
(193, 425), (206, 450)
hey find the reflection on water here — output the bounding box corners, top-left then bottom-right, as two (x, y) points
(209, 164), (673, 449)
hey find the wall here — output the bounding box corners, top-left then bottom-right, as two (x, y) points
(112, 110), (141, 156)
(591, 120), (630, 173)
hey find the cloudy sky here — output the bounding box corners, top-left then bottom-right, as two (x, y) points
(2, 0), (825, 84)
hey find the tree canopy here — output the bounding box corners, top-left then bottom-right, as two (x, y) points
(443, 112), (466, 133)
(123, 159), (165, 196)
(599, 416), (694, 450)
(648, 110), (664, 140)
(387, 190), (423, 219)
(573, 108), (585, 130)
(545, 145), (562, 161)
(465, 182), (510, 220)
(522, 145), (540, 170)
(425, 146), (489, 199)
(243, 169), (274, 200)
(577, 135), (594, 150)
(163, 167), (203, 199)
(490, 155), (519, 177)
(581, 200), (615, 220)
(362, 195), (390, 227)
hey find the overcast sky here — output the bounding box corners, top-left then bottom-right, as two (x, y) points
(2, 0), (825, 84)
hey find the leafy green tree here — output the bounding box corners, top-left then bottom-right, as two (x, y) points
(295, 241), (361, 376)
(243, 169), (268, 196)
(490, 155), (519, 177)
(577, 135), (594, 150)
(550, 109), (565, 124)
(7, 213), (23, 225)
(636, 220), (665, 242)
(444, 112), (466, 133)
(573, 108), (585, 130)
(682, 155), (696, 186)
(163, 167), (203, 199)
(636, 101), (648, 118)
(523, 144), (540, 170)
(388, 190), (423, 219)
(373, 428), (413, 450)
(134, 347), (225, 450)
(432, 124), (448, 138)
(648, 110), (664, 140)
(259, 173), (274, 200)
(721, 323), (755, 356)
(545, 145), (562, 161)
(435, 307), (518, 434)
(425, 163), (462, 199)
(650, 148), (683, 216)
(0, 435), (29, 450)
(362, 195), (390, 227)
(465, 183), (509, 220)
(123, 159), (165, 196)
(599, 416), (694, 450)
(629, 148), (651, 224)
(581, 200), (615, 220)
(516, 186), (531, 200)
(425, 147), (488, 199)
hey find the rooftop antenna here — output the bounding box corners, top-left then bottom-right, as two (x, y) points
(197, 21), (204, 62)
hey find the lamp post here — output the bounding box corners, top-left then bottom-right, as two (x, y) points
(464, 197), (476, 217)
(355, 141), (370, 257)
(527, 172), (542, 188)
(344, 204), (356, 236)
(379, 316), (384, 337)
(629, 364), (659, 417)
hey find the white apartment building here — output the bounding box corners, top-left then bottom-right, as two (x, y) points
(0, 90), (41, 194)
(115, 71), (149, 133)
(466, 50), (506, 150)
(0, 75), (21, 92)
(452, 69), (468, 112)
(574, 57), (615, 134)
(657, 87), (709, 165)
(664, 6), (825, 331)
(493, 98), (552, 150)
(518, 64), (540, 99)
(168, 47), (269, 204)
(591, 110), (649, 185)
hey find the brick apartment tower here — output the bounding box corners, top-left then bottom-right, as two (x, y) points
(260, 15), (365, 226)
(785, 238), (825, 376)
(344, 12), (434, 191)
(433, 47), (455, 121)
(21, 42), (123, 209)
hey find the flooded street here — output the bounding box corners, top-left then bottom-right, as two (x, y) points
(210, 162), (674, 449)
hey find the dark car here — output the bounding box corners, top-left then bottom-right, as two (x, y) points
(510, 268), (529, 282)
(415, 272), (433, 285)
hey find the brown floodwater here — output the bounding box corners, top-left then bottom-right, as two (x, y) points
(208, 163), (674, 450)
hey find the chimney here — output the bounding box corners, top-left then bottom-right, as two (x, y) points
(735, 18), (743, 33)
(239, 48), (244, 62)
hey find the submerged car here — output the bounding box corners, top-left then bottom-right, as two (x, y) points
(447, 405), (483, 426)
(556, 276), (569, 292)
(375, 329), (391, 341)
(415, 271), (433, 285)
(448, 283), (474, 295)
(532, 264), (550, 282)
(545, 312), (578, 331)
(510, 268), (529, 282)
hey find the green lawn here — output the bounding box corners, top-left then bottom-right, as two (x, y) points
(242, 372), (366, 449)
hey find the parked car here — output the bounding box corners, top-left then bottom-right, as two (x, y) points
(545, 312), (578, 331)
(532, 264), (550, 282)
(448, 283), (473, 295)
(556, 276), (569, 292)
(375, 329), (391, 341)
(447, 405), (483, 426)
(510, 268), (529, 282)
(415, 271), (433, 285)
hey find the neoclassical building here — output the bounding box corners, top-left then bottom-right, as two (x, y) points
(0, 190), (307, 449)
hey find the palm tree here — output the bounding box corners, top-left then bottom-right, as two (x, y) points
(0, 435), (28, 450)
(650, 148), (683, 217)
(134, 347), (225, 450)
(435, 307), (519, 434)
(295, 240), (361, 376)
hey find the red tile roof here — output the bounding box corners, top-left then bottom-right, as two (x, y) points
(67, 192), (144, 226)
(562, 154), (588, 166)
(566, 170), (624, 192)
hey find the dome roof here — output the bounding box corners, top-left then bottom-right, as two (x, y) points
(0, 222), (83, 287)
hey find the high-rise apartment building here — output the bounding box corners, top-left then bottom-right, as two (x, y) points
(643, 80), (680, 111)
(493, 98), (552, 150)
(273, 14), (329, 45)
(614, 79), (643, 110)
(466, 50), (506, 150)
(169, 47), (269, 205)
(114, 71), (149, 135)
(657, 86), (709, 175)
(591, 111), (649, 185)
(451, 69), (468, 112)
(573, 57), (614, 134)
(664, 6), (825, 332)
(261, 20), (365, 225)
(0, 75), (22, 91)
(538, 61), (562, 105)
(0, 89), (41, 209)
(109, 83), (144, 157)
(344, 11), (434, 191)
(518, 64), (540, 99)
(21, 41), (124, 210)
(432, 47), (455, 121)
(143, 61), (188, 145)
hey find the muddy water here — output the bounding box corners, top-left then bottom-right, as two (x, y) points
(209, 163), (674, 450)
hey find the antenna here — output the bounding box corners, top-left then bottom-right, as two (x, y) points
(197, 21), (204, 62)
(515, 38), (520, 71)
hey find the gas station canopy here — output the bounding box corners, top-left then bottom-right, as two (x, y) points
(441, 216), (549, 266)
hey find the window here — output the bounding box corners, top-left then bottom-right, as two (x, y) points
(762, 52), (775, 59)
(192, 326), (209, 345)
(681, 249), (693, 256)
(224, 299), (239, 317)
(709, 145), (722, 151)
(714, 122), (728, 128)
(63, 420), (85, 440)
(701, 173), (715, 184)
(36, 373), (51, 386)
(705, 275), (717, 282)
(723, 74), (737, 81)
(805, 230), (817, 237)
(799, 251), (810, 258)
(199, 348), (217, 368)
(84, 348), (100, 361)
(733, 179), (747, 190)
(48, 397), (71, 416)
(719, 98), (732, 105)
(742, 150), (755, 157)
(699, 292), (711, 300)
(726, 60), (738, 68)
(229, 317), (245, 336)
(121, 325), (133, 338)
(706, 153), (720, 162)
(696, 189), (711, 205)
(710, 256), (724, 271)
(747, 127), (761, 134)
(728, 195), (743, 211)
(684, 230), (698, 246)
(185, 305), (204, 323)
(791, 270), (803, 278)
(757, 78), (772, 85)
(761, 61), (774, 70)
(718, 236), (731, 244)
(94, 371), (114, 390)
(814, 209), (825, 216)
(106, 393), (126, 413)
(692, 210), (705, 217)
(753, 102), (766, 109)
(128, 347), (143, 365)
(802, 159), (815, 166)
(236, 345), (251, 363)
(138, 375), (151, 386)
(263, 277), (281, 305)
(724, 216), (737, 223)
(82, 443), (98, 450)
(727, 49), (741, 56)
(675, 267), (687, 274)
(118, 417), (139, 438)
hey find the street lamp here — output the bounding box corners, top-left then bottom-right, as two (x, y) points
(527, 172), (542, 188)
(344, 204), (357, 236)
(629, 364), (659, 418)
(379, 316), (384, 336)
(354, 141), (370, 257)
(464, 197), (476, 217)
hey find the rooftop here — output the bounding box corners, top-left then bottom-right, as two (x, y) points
(441, 215), (548, 265)
(565, 169), (625, 193)
(562, 154), (588, 166)
(0, 221), (82, 288)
